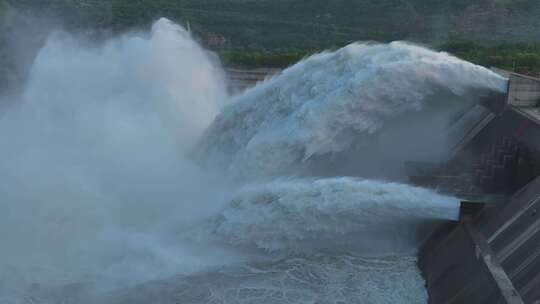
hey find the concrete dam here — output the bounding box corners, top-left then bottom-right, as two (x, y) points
(410, 70), (540, 304)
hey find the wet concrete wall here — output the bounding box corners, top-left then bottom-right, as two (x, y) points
(419, 177), (540, 304)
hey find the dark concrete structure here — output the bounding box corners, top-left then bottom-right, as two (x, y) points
(414, 71), (540, 304)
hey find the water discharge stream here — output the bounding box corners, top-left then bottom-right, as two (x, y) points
(0, 18), (507, 303)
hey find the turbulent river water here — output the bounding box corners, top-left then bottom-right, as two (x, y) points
(0, 19), (507, 303)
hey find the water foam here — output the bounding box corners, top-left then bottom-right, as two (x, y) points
(97, 255), (428, 304)
(208, 178), (459, 255)
(196, 42), (507, 180)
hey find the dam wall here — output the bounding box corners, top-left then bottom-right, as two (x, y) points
(507, 73), (540, 108)
(420, 176), (540, 304)
(417, 70), (540, 304)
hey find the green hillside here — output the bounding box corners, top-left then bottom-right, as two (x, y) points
(2, 0), (540, 91)
(3, 0), (540, 49)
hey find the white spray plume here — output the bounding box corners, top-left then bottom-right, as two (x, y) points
(0, 18), (238, 292)
(208, 177), (459, 255)
(0, 18), (504, 303)
(196, 42), (507, 180)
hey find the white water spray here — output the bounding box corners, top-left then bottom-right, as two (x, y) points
(0, 18), (240, 294)
(196, 42), (507, 180)
(0, 18), (508, 304)
(209, 178), (459, 255)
